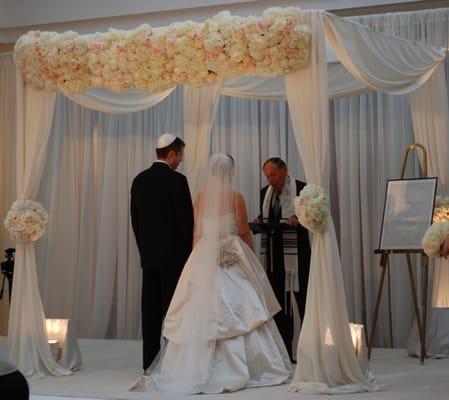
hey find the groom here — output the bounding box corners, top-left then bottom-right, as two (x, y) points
(130, 133), (194, 371)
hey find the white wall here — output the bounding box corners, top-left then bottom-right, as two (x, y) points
(0, 0), (6, 26)
(0, 0), (421, 42)
(1, 0), (251, 27)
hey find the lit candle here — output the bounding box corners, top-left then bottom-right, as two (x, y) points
(349, 323), (364, 356)
(324, 327), (335, 346)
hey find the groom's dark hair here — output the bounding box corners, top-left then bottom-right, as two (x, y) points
(156, 137), (185, 159)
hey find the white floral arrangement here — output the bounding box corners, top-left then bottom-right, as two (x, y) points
(294, 184), (330, 233)
(422, 221), (449, 257)
(3, 200), (48, 244)
(422, 195), (449, 256)
(14, 7), (311, 94)
(432, 195), (449, 223)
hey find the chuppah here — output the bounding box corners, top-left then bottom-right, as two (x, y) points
(4, 5), (448, 395)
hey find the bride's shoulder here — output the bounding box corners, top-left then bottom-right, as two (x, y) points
(194, 191), (205, 209)
(232, 191), (246, 206)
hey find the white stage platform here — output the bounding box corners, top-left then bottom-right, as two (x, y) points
(1, 337), (448, 400)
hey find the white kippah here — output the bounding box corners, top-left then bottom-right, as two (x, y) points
(156, 133), (177, 149)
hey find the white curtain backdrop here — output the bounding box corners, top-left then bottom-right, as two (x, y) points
(183, 81), (223, 197)
(337, 8), (449, 352)
(0, 53), (16, 336)
(35, 89), (183, 340)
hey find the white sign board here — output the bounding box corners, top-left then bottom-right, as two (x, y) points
(379, 178), (437, 250)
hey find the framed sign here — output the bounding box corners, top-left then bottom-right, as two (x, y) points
(379, 178), (437, 250)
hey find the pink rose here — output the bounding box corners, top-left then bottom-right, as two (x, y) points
(165, 61), (175, 71)
(263, 56), (272, 66)
(91, 41), (105, 52)
(286, 48), (297, 58)
(69, 59), (78, 69)
(284, 16), (295, 29)
(206, 73), (217, 84)
(257, 20), (268, 32)
(190, 31), (201, 40)
(216, 53), (227, 63)
(178, 72), (188, 83)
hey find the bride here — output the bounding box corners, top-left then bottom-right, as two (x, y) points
(139, 153), (291, 394)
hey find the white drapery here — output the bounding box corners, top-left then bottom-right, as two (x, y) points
(183, 81), (223, 197)
(8, 73), (71, 377)
(331, 8), (449, 354)
(0, 53), (16, 334)
(324, 13), (445, 94)
(408, 63), (449, 310)
(285, 10), (448, 393)
(345, 9), (449, 356)
(66, 87), (176, 114)
(407, 62), (449, 355)
(286, 12), (375, 394)
(4, 8), (448, 384)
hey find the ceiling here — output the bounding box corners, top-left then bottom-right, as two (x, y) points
(0, 0), (446, 43)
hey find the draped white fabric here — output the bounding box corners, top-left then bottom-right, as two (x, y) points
(35, 90), (183, 341)
(1, 77), (304, 343)
(183, 81), (223, 197)
(408, 63), (449, 313)
(286, 12), (375, 394)
(323, 12), (446, 95)
(345, 8), (449, 356)
(407, 61), (449, 355)
(286, 9), (447, 392)
(59, 65), (367, 110)
(332, 91), (418, 347)
(0, 53), (16, 335)
(8, 73), (70, 377)
(66, 87), (175, 114)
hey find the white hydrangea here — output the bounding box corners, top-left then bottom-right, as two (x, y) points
(422, 221), (449, 257)
(294, 184), (330, 233)
(4, 200), (49, 244)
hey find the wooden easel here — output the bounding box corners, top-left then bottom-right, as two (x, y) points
(367, 144), (430, 364)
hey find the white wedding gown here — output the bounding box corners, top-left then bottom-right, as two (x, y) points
(141, 213), (292, 394)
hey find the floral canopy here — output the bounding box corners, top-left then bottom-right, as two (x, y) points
(14, 8), (311, 94)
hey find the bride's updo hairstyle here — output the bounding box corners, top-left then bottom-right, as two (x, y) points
(208, 153), (234, 183)
(201, 153), (235, 219)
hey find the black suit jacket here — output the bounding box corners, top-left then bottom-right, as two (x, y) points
(130, 162), (194, 269)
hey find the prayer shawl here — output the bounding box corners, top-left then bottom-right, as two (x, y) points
(261, 176), (299, 294)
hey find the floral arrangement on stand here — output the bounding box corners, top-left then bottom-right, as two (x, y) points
(294, 184), (330, 233)
(14, 7), (312, 94)
(422, 195), (449, 256)
(3, 200), (49, 244)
